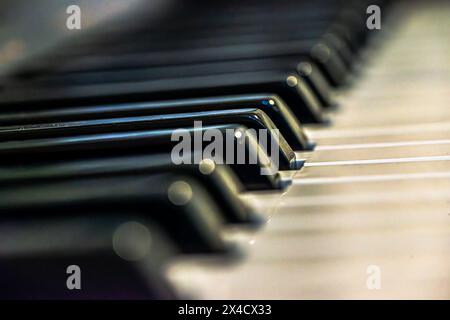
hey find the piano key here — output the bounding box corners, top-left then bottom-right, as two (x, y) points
(308, 123), (450, 145)
(2, 71), (325, 123)
(167, 177), (450, 299)
(34, 57), (335, 112)
(49, 36), (353, 91)
(0, 124), (284, 190)
(0, 94), (314, 150)
(64, 23), (353, 64)
(296, 60), (335, 108)
(286, 175), (450, 198)
(297, 141), (450, 163)
(271, 183), (450, 209)
(15, 37), (348, 91)
(0, 216), (179, 299)
(171, 255), (450, 299)
(0, 153), (259, 225)
(329, 103), (450, 129)
(295, 159), (450, 180)
(0, 108), (299, 171)
(0, 173), (232, 254)
(169, 232), (450, 299)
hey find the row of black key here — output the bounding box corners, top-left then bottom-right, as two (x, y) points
(0, 0), (386, 299)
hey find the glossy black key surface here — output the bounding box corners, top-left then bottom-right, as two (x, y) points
(0, 108), (298, 170)
(0, 173), (231, 254)
(32, 38), (349, 89)
(0, 153), (259, 224)
(0, 217), (178, 299)
(0, 94), (314, 150)
(0, 124), (283, 190)
(51, 58), (334, 111)
(296, 60), (334, 108)
(1, 71), (324, 124)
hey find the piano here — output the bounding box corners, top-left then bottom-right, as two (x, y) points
(1, 0), (449, 299)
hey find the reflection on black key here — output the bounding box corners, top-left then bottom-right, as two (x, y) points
(0, 108), (298, 170)
(1, 71), (325, 124)
(0, 217), (178, 299)
(0, 153), (260, 224)
(0, 124), (284, 190)
(0, 173), (232, 254)
(0, 94), (314, 150)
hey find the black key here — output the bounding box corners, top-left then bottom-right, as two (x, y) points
(0, 124), (284, 190)
(0, 94), (314, 150)
(0, 108), (299, 170)
(45, 57), (334, 112)
(39, 36), (350, 89)
(0, 153), (260, 224)
(0, 71), (324, 124)
(296, 61), (334, 109)
(0, 217), (179, 299)
(27, 39), (348, 89)
(0, 172), (232, 254)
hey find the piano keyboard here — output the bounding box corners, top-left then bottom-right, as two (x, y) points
(1, 0), (449, 299)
